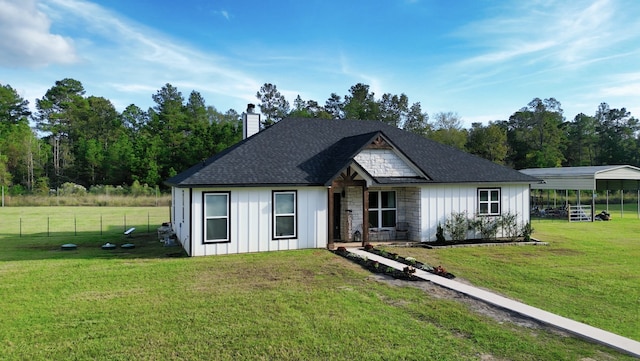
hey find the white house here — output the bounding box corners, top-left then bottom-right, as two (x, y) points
(165, 107), (538, 256)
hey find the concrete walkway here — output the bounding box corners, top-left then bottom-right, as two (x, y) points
(347, 248), (640, 358)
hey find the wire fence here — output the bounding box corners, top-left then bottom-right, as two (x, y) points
(0, 211), (170, 238)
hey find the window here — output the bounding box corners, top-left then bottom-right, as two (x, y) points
(368, 190), (396, 229)
(478, 188), (501, 215)
(273, 191), (297, 239)
(204, 192), (230, 243)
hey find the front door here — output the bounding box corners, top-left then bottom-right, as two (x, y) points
(333, 193), (341, 240)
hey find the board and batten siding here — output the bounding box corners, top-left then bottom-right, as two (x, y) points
(419, 183), (530, 242)
(186, 187), (328, 256)
(171, 187), (191, 254)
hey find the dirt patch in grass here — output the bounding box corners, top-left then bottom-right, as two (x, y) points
(546, 248), (584, 256)
(369, 273), (571, 337)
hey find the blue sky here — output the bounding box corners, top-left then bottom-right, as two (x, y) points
(1, 0), (639, 127)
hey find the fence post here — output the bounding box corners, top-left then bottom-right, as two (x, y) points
(74, 215), (77, 236)
(48, 216), (50, 237)
(124, 214), (126, 232)
(20, 217), (22, 237)
(148, 212), (150, 233)
(100, 215), (103, 236)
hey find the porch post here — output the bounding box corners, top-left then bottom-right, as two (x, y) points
(328, 184), (335, 250)
(363, 186), (369, 247)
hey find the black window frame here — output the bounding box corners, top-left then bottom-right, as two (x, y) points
(478, 188), (501, 216)
(272, 190), (297, 240)
(203, 191), (231, 244)
(368, 190), (397, 229)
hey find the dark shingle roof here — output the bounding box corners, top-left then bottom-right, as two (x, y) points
(166, 117), (538, 187)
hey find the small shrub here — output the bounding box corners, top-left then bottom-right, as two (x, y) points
(436, 223), (446, 243)
(499, 212), (519, 241)
(444, 212), (468, 241)
(469, 214), (498, 240)
(520, 222), (534, 241)
(8, 184), (26, 196)
(59, 182), (87, 196)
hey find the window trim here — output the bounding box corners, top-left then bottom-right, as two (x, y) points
(202, 191), (231, 244)
(368, 190), (397, 229)
(272, 190), (297, 240)
(477, 188), (501, 216)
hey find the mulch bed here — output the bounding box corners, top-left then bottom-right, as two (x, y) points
(333, 246), (455, 280)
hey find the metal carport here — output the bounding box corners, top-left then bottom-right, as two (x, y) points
(520, 165), (640, 220)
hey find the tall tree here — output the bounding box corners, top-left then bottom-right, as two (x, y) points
(288, 95), (333, 119)
(324, 93), (344, 119)
(343, 83), (379, 120)
(121, 104), (148, 133)
(0, 84), (35, 188)
(506, 98), (566, 169)
(564, 113), (598, 166)
(594, 103), (639, 165)
(35, 78), (86, 187)
(378, 93), (408, 127)
(429, 111), (467, 150)
(402, 102), (430, 137)
(72, 96), (121, 185)
(0, 84), (31, 125)
(145, 83), (188, 183)
(256, 83), (289, 126)
(466, 122), (508, 164)
(289, 94), (314, 118)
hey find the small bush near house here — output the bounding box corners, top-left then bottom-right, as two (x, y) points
(443, 211), (469, 241)
(469, 214), (499, 240)
(499, 212), (520, 241)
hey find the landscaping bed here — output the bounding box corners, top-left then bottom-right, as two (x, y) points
(333, 246), (455, 280)
(420, 238), (547, 249)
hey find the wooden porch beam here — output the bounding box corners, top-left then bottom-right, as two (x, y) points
(327, 184), (335, 250)
(363, 186), (369, 246)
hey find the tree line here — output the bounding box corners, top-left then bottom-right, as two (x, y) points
(1, 79), (638, 195)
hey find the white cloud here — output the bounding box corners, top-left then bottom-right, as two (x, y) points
(450, 0), (628, 70)
(28, 0), (263, 110)
(0, 0), (78, 67)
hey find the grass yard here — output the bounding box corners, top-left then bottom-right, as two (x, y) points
(385, 217), (640, 343)
(0, 207), (637, 360)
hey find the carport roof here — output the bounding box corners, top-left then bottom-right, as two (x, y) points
(520, 165), (640, 190)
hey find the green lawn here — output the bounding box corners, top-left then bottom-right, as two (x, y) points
(386, 217), (640, 342)
(0, 207), (636, 360)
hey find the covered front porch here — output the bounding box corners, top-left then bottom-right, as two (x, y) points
(327, 173), (421, 249)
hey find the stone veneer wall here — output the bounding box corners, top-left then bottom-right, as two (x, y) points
(342, 186), (421, 241)
(397, 187), (421, 240)
(344, 186), (363, 240)
(354, 149), (418, 177)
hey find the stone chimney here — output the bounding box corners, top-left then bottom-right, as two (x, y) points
(242, 103), (261, 139)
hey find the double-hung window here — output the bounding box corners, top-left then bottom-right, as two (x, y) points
(478, 188), (501, 216)
(368, 190), (396, 229)
(204, 192), (230, 243)
(273, 191), (297, 239)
